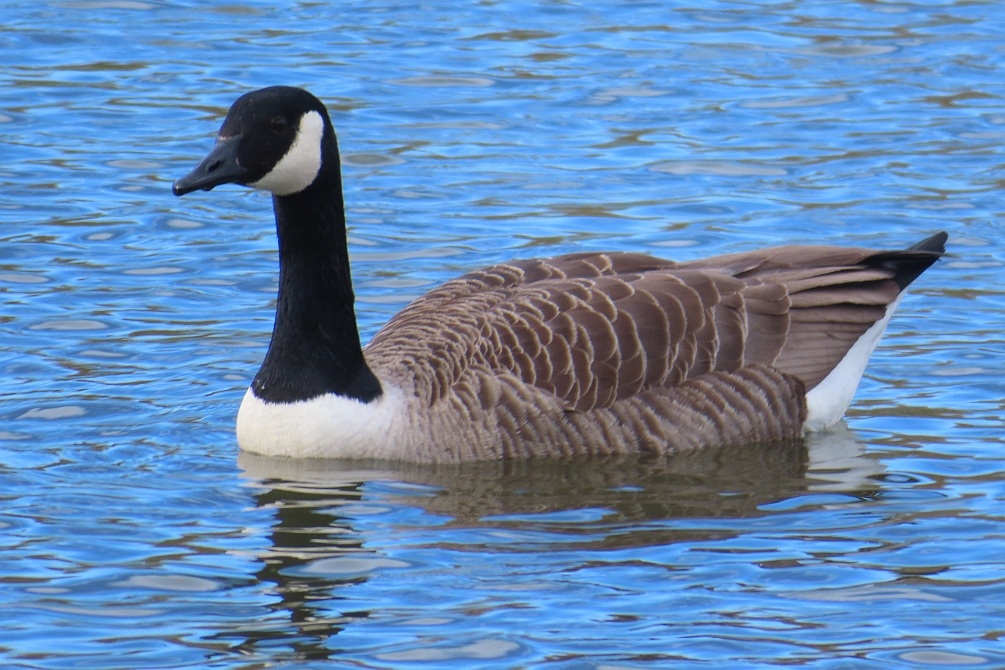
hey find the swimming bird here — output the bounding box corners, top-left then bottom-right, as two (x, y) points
(173, 86), (946, 462)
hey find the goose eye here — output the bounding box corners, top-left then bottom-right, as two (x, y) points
(270, 116), (288, 133)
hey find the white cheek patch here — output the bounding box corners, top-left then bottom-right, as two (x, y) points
(250, 110), (324, 196)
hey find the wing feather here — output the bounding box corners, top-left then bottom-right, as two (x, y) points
(366, 243), (940, 409)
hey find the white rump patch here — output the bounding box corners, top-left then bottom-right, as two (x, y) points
(235, 383), (406, 459)
(250, 110), (324, 196)
(804, 293), (904, 432)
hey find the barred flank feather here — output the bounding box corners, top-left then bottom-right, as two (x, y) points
(363, 235), (946, 461)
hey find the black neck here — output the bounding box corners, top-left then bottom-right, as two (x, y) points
(250, 150), (382, 404)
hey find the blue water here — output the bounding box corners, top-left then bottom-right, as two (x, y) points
(2, 0), (1004, 667)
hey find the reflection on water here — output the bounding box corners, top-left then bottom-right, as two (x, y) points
(233, 429), (884, 660)
(241, 427), (882, 525)
(217, 480), (369, 660)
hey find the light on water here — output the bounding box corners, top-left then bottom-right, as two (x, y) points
(2, 0), (1004, 668)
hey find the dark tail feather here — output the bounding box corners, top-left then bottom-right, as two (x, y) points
(906, 231), (948, 254)
(867, 231), (947, 291)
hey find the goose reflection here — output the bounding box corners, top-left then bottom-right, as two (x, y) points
(228, 427), (882, 659)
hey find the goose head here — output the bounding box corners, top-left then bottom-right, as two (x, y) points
(172, 86), (377, 408)
(173, 86), (334, 198)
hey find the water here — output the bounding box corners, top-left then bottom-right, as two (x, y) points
(2, 0), (1004, 667)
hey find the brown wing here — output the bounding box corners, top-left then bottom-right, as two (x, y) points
(366, 241), (943, 410)
(677, 243), (942, 388)
(472, 269), (772, 411)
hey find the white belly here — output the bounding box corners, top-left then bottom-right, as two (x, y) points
(235, 385), (407, 459)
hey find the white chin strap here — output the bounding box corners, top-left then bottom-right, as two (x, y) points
(249, 110), (324, 196)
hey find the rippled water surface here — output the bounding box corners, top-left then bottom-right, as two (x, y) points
(2, 1), (1004, 667)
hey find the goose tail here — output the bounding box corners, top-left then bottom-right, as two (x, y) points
(803, 231), (946, 432)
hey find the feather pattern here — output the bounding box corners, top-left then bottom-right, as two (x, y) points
(359, 240), (943, 461)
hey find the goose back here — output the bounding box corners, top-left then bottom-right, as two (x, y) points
(360, 237), (943, 460)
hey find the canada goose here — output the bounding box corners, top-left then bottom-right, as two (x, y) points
(173, 86), (946, 462)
